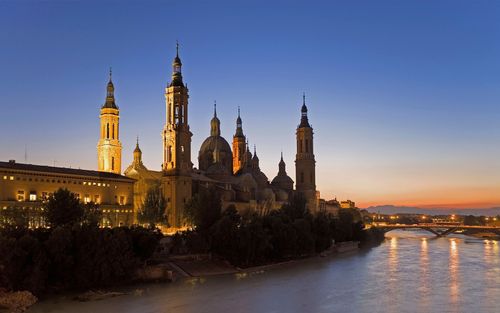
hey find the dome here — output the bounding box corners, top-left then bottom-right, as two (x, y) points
(271, 174), (294, 191)
(271, 153), (294, 191)
(198, 135), (233, 173)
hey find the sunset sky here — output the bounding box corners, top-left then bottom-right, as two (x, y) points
(1, 1), (500, 209)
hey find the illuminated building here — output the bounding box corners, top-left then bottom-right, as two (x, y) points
(295, 94), (320, 212)
(0, 160), (134, 227)
(123, 45), (320, 227)
(97, 69), (122, 174)
(340, 200), (356, 209)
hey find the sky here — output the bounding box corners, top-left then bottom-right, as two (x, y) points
(1, 0), (500, 209)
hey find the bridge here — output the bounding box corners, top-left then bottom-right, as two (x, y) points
(371, 223), (500, 237)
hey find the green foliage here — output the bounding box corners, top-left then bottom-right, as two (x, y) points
(184, 187), (221, 234)
(0, 225), (161, 295)
(44, 188), (84, 227)
(138, 184), (167, 227)
(82, 202), (102, 227)
(0, 207), (30, 229)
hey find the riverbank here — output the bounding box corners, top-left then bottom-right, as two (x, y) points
(167, 241), (362, 278)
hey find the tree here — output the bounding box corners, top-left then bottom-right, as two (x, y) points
(138, 184), (167, 227)
(184, 187), (221, 234)
(281, 194), (310, 221)
(44, 188), (84, 228)
(0, 207), (30, 229)
(82, 202), (102, 227)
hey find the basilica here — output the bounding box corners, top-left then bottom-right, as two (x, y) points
(0, 46), (321, 229)
(113, 46), (320, 227)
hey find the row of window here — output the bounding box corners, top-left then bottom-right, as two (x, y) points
(2, 175), (118, 188)
(102, 122), (118, 140)
(102, 209), (133, 213)
(15, 190), (127, 205)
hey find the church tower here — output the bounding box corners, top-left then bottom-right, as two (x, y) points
(162, 43), (193, 227)
(97, 69), (122, 174)
(295, 94), (318, 211)
(232, 107), (246, 174)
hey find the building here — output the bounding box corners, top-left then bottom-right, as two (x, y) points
(340, 200), (356, 209)
(0, 160), (134, 227)
(1, 44), (329, 230)
(123, 46), (320, 227)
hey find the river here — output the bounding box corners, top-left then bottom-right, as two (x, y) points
(29, 230), (500, 313)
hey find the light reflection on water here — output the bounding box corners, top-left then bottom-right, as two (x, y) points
(30, 230), (500, 313)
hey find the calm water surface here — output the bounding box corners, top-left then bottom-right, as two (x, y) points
(30, 230), (500, 313)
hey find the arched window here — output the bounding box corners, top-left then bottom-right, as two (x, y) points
(112, 157), (115, 171)
(305, 139), (309, 153)
(112, 124), (115, 139)
(106, 123), (109, 139)
(299, 140), (302, 153)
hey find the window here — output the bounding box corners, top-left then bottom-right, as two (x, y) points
(119, 196), (125, 205)
(299, 140), (302, 153)
(94, 195), (100, 204)
(17, 190), (25, 202)
(112, 123), (115, 139)
(9, 176), (14, 180)
(84, 195), (90, 204)
(300, 172), (304, 183)
(305, 139), (309, 153)
(29, 192), (37, 201)
(106, 123), (109, 138)
(112, 157), (115, 171)
(3, 176), (6, 180)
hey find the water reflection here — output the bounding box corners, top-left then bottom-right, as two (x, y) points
(29, 231), (500, 313)
(449, 238), (460, 308)
(418, 238), (430, 312)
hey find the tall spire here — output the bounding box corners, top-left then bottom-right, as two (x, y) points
(134, 136), (140, 152)
(299, 92), (310, 128)
(210, 101), (221, 136)
(279, 152), (286, 173)
(170, 41), (183, 87)
(235, 106), (244, 137)
(102, 69), (117, 109)
(109, 67), (112, 82)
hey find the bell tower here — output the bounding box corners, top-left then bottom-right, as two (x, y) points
(232, 107), (246, 174)
(162, 43), (193, 227)
(97, 69), (122, 174)
(295, 93), (318, 212)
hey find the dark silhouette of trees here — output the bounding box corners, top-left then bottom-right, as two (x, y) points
(43, 188), (84, 227)
(138, 184), (167, 227)
(184, 187), (221, 235)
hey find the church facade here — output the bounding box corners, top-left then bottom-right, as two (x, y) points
(0, 46), (321, 229)
(120, 46), (320, 228)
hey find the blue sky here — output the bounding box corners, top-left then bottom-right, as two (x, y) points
(1, 0), (500, 207)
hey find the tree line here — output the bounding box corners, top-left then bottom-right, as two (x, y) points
(0, 188), (161, 296)
(174, 187), (384, 267)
